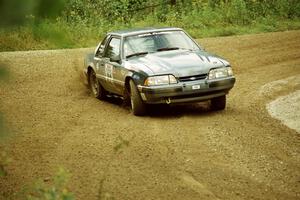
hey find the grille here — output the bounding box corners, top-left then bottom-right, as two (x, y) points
(178, 74), (207, 82)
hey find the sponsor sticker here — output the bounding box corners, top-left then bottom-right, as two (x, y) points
(105, 63), (113, 82)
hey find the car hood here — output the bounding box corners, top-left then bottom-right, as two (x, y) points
(127, 50), (230, 77)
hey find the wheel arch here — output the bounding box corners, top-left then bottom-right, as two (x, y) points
(124, 76), (132, 93)
(87, 66), (95, 84)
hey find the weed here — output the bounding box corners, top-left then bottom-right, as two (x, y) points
(25, 168), (74, 200)
(0, 0), (299, 51)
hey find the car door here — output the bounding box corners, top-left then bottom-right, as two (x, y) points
(93, 35), (114, 92)
(102, 37), (122, 94)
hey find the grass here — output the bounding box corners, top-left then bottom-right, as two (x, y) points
(0, 0), (300, 51)
(0, 14), (299, 52)
(188, 18), (300, 38)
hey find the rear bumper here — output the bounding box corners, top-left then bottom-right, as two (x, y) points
(138, 77), (236, 104)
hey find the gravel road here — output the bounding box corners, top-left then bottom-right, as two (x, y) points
(0, 31), (299, 200)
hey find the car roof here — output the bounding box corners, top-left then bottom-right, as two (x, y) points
(108, 27), (183, 37)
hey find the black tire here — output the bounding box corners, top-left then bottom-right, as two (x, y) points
(122, 80), (131, 106)
(211, 95), (226, 111)
(129, 80), (146, 116)
(89, 70), (106, 100)
(122, 88), (131, 106)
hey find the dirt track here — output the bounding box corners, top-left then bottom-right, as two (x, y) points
(0, 31), (300, 200)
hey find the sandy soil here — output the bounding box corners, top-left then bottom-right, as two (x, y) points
(0, 31), (300, 200)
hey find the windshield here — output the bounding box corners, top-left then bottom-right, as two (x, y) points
(123, 31), (200, 58)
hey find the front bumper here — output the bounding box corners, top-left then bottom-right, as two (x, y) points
(137, 77), (236, 104)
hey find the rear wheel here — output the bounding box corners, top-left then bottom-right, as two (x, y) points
(129, 80), (146, 116)
(89, 70), (106, 100)
(211, 95), (226, 111)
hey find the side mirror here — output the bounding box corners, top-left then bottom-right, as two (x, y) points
(95, 46), (104, 58)
(110, 54), (121, 63)
(99, 47), (104, 54)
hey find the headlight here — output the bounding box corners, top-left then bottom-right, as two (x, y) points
(144, 75), (177, 86)
(208, 67), (233, 79)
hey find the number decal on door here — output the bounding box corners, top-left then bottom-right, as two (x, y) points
(105, 64), (113, 82)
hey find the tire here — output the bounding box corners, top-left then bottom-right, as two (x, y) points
(129, 80), (146, 116)
(89, 70), (106, 100)
(211, 95), (226, 111)
(122, 88), (131, 106)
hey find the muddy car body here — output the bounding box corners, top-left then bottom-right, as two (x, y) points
(84, 27), (235, 115)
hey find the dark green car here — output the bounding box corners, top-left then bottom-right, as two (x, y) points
(83, 27), (235, 115)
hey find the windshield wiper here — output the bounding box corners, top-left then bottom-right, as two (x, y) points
(157, 47), (180, 52)
(126, 52), (148, 59)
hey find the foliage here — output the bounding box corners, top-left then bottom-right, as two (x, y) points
(0, 0), (300, 51)
(25, 168), (74, 200)
(0, 0), (66, 27)
(226, 0), (249, 25)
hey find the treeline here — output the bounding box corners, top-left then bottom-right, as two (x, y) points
(0, 0), (299, 51)
(63, 0), (300, 24)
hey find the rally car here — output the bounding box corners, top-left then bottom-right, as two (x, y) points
(83, 27), (235, 115)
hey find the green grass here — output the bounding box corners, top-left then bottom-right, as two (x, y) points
(0, 14), (299, 52)
(1, 0), (300, 51)
(187, 18), (300, 38)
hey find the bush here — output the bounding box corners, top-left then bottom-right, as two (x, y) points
(226, 0), (249, 25)
(0, 0), (300, 51)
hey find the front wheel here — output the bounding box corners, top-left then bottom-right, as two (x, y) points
(89, 70), (106, 100)
(211, 95), (226, 111)
(129, 80), (146, 116)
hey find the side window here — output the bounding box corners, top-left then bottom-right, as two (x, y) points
(104, 37), (120, 59)
(95, 35), (109, 57)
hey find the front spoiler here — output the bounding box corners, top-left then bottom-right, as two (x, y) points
(137, 77), (236, 104)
